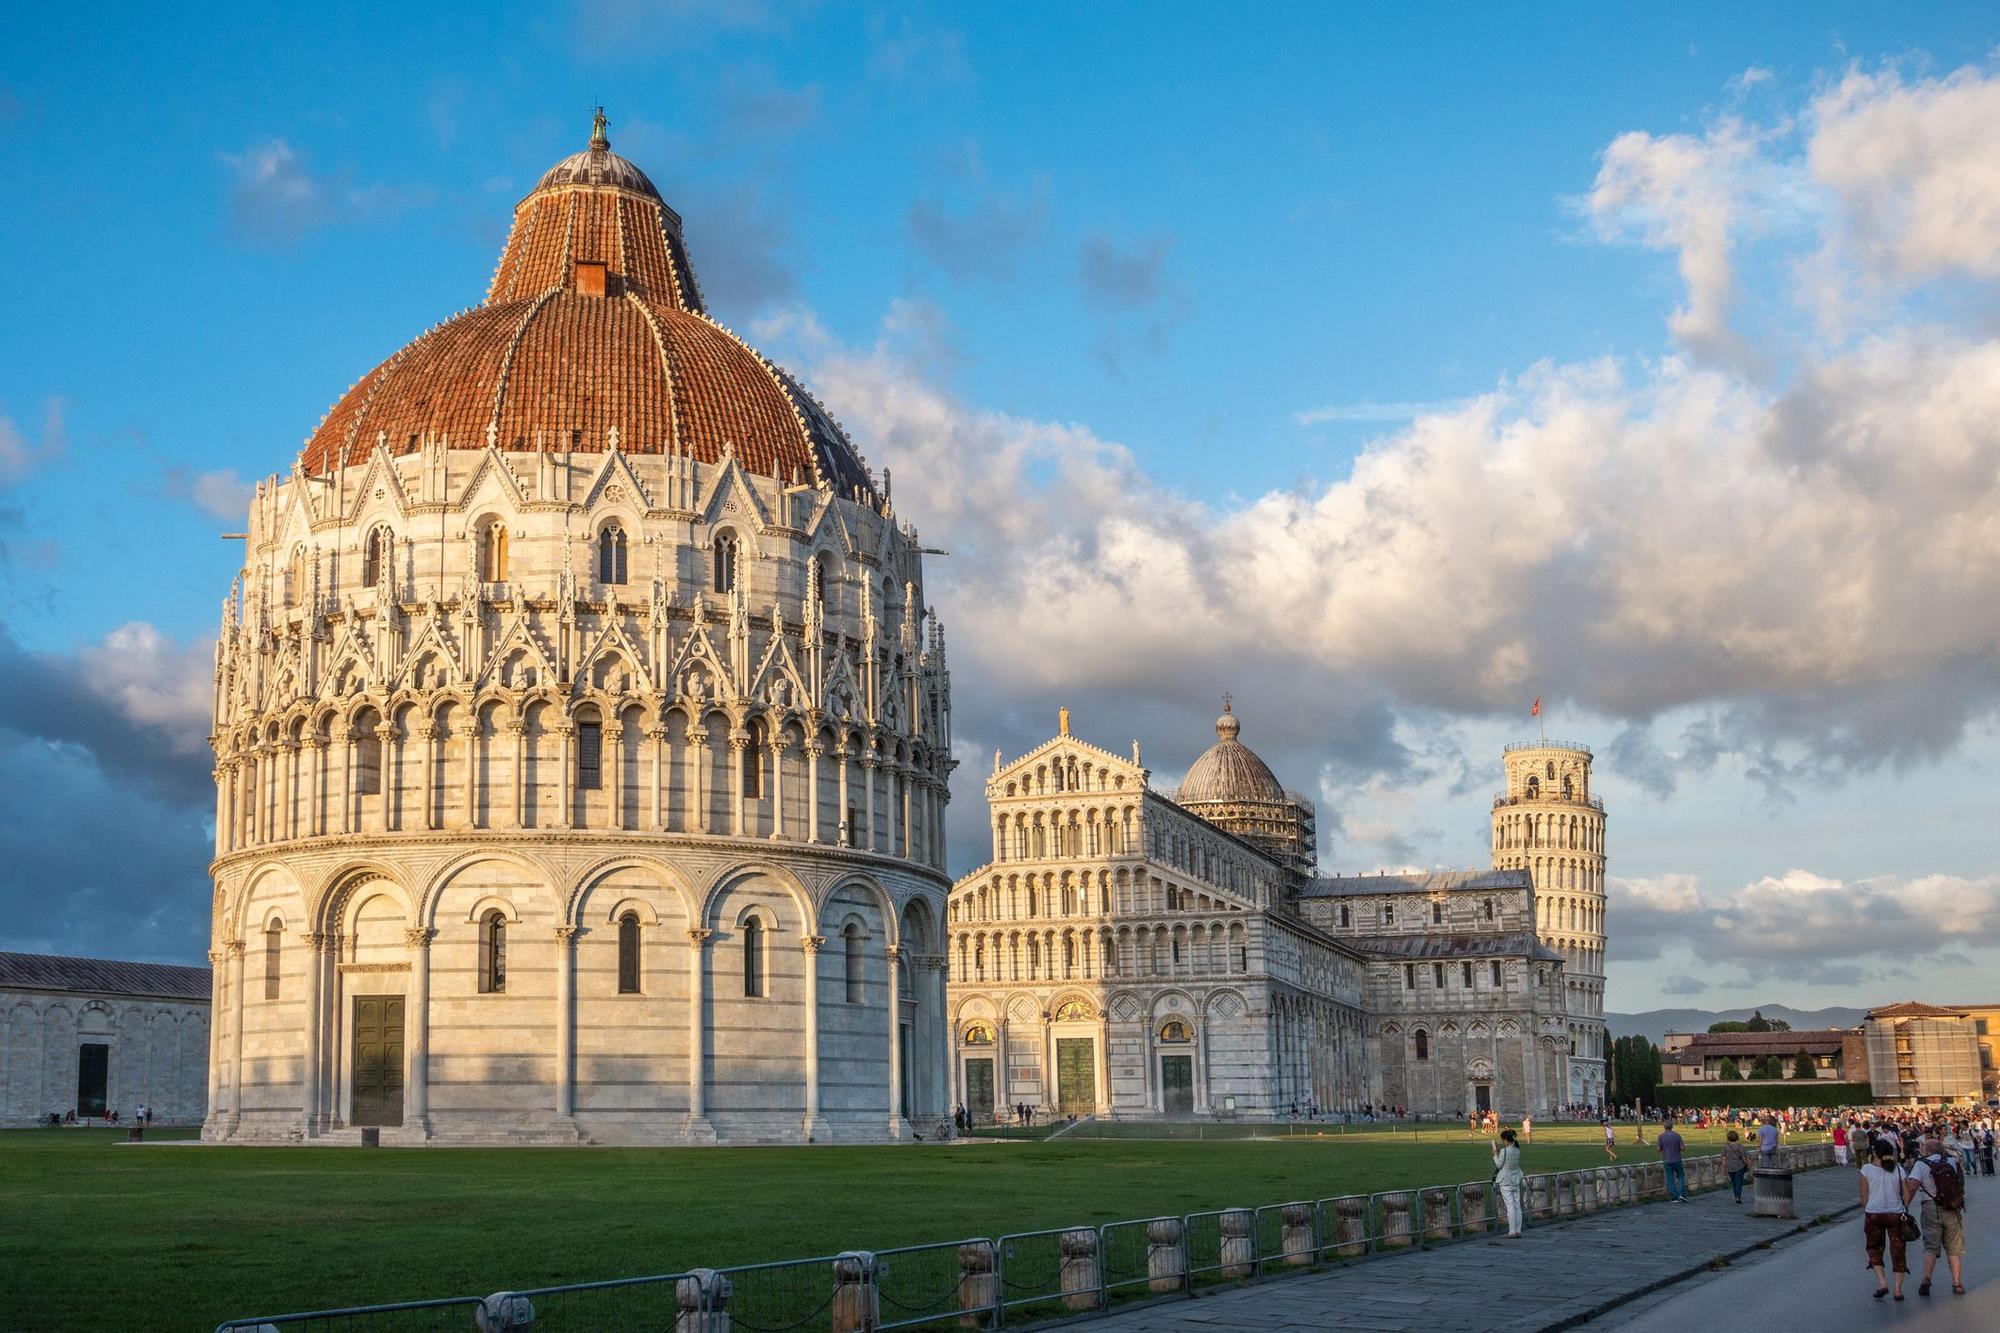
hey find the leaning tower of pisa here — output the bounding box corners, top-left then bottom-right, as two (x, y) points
(1491, 741), (1607, 1106)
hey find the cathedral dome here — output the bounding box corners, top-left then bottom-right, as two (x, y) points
(1176, 702), (1287, 805)
(300, 110), (873, 498)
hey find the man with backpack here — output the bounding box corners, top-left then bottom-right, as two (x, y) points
(1905, 1134), (1967, 1297)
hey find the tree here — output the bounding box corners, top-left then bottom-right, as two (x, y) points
(1718, 1057), (1743, 1081)
(1708, 1020), (1749, 1033)
(1792, 1051), (1816, 1080)
(1751, 1055), (1784, 1080)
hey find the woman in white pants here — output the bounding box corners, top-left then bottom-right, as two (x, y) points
(1494, 1128), (1525, 1238)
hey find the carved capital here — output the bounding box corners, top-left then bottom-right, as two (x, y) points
(646, 725), (669, 742)
(801, 934), (827, 955)
(554, 925), (581, 943)
(300, 931), (325, 949)
(225, 939), (247, 958)
(804, 740), (824, 759)
(207, 949), (225, 967)
(884, 943), (902, 962)
(404, 927), (435, 950)
(687, 927), (715, 945)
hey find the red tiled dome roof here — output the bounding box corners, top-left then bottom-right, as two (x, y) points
(301, 112), (873, 497)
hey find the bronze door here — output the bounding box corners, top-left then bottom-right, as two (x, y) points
(1055, 1038), (1095, 1113)
(351, 995), (405, 1127)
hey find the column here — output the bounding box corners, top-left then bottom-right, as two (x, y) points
(283, 742), (299, 840)
(690, 729), (709, 833)
(1193, 1011), (1209, 1112)
(557, 724), (576, 830)
(1094, 1010), (1110, 1112)
(899, 767), (912, 858)
(886, 944), (907, 1134)
(862, 752), (878, 852)
(509, 722), (526, 828)
(406, 927), (433, 1133)
(729, 728), (748, 836)
(769, 740), (788, 839)
(604, 724), (624, 829)
(204, 948), (226, 1131)
(648, 725), (666, 829)
(416, 725), (437, 831)
(553, 926), (577, 1117)
(334, 723), (354, 836)
(684, 928), (714, 1138)
(225, 939), (247, 1132)
(300, 931), (325, 1136)
(805, 741), (822, 842)
(801, 935), (826, 1137)
(835, 744), (851, 846)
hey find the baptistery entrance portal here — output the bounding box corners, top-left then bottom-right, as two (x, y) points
(351, 995), (405, 1128)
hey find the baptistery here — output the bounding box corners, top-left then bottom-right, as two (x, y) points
(204, 113), (955, 1144)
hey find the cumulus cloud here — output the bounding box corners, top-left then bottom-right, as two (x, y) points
(0, 398), (65, 487)
(221, 139), (430, 245)
(1076, 232), (1185, 369)
(160, 465), (255, 522)
(0, 620), (214, 804)
(1294, 399), (1473, 426)
(1608, 869), (2000, 982)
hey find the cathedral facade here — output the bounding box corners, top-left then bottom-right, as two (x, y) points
(204, 115), (955, 1145)
(946, 709), (1606, 1120)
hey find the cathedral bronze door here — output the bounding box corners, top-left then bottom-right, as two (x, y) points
(1055, 1038), (1095, 1113)
(351, 995), (405, 1127)
(1474, 1083), (1491, 1113)
(964, 1058), (995, 1122)
(1160, 1055), (1194, 1115)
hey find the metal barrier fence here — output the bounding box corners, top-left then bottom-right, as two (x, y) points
(219, 1149), (1840, 1332)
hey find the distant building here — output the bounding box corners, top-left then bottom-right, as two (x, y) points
(1659, 1028), (1866, 1084)
(0, 952), (210, 1125)
(1955, 1003), (2000, 1101)
(1864, 1001), (1983, 1105)
(945, 706), (1595, 1121)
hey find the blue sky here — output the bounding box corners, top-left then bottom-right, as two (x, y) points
(4, 3), (2000, 1016)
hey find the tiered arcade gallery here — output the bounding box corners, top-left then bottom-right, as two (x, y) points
(204, 116), (956, 1145)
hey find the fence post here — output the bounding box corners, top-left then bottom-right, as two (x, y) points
(1332, 1196), (1368, 1256)
(1059, 1229), (1102, 1312)
(1457, 1183), (1488, 1234)
(1146, 1219), (1187, 1292)
(831, 1251), (878, 1333)
(675, 1269), (732, 1333)
(1219, 1209), (1257, 1277)
(475, 1293), (534, 1332)
(1380, 1192), (1414, 1248)
(956, 1242), (997, 1329)
(1420, 1188), (1452, 1242)
(1527, 1176), (1553, 1221)
(1281, 1204), (1316, 1264)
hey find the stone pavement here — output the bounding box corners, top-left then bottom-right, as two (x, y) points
(1075, 1167), (1860, 1332)
(1600, 1157), (1998, 1331)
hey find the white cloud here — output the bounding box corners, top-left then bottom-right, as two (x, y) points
(1609, 868), (2000, 982)
(1294, 399), (1472, 425)
(161, 466), (255, 522)
(80, 622), (214, 755)
(0, 398), (65, 488)
(221, 139), (430, 245)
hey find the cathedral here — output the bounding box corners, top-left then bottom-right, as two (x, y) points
(945, 707), (1608, 1120)
(203, 114), (956, 1145)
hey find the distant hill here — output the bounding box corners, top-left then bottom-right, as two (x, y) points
(1605, 1004), (1870, 1045)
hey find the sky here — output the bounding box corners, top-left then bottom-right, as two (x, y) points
(3, 3), (2000, 1017)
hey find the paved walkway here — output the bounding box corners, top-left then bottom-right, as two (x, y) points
(1600, 1160), (1998, 1331)
(1077, 1168), (1860, 1332)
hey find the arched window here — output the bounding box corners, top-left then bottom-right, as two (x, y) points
(263, 920), (282, 1000)
(814, 552), (835, 611)
(479, 520), (509, 582)
(598, 524), (628, 585)
(1159, 1019), (1193, 1043)
(742, 917), (765, 997)
(479, 911), (508, 993)
(742, 720), (765, 798)
(1431, 900), (1443, 924)
(285, 546), (307, 607)
(362, 526), (389, 588)
(1414, 1029), (1430, 1061)
(1338, 904), (1350, 928)
(1546, 761), (1555, 779)
(617, 912), (641, 993)
(1526, 775), (1540, 799)
(713, 530), (738, 593)
(354, 722), (383, 796)
(577, 715), (603, 790)
(844, 922), (863, 1003)
(1562, 774), (1574, 800)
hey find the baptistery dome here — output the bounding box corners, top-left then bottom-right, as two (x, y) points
(302, 110), (872, 499)
(206, 113), (953, 1149)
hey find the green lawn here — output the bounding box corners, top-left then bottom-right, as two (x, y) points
(1, 1121), (1773, 1332)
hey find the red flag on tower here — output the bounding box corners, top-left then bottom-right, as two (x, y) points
(1531, 697), (1541, 718)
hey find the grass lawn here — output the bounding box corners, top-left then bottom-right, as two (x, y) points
(2, 1121), (1775, 1332)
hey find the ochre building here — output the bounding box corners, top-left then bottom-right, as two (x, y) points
(946, 707), (1602, 1121)
(205, 114), (955, 1145)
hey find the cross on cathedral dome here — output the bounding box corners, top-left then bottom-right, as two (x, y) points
(298, 109), (875, 499)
